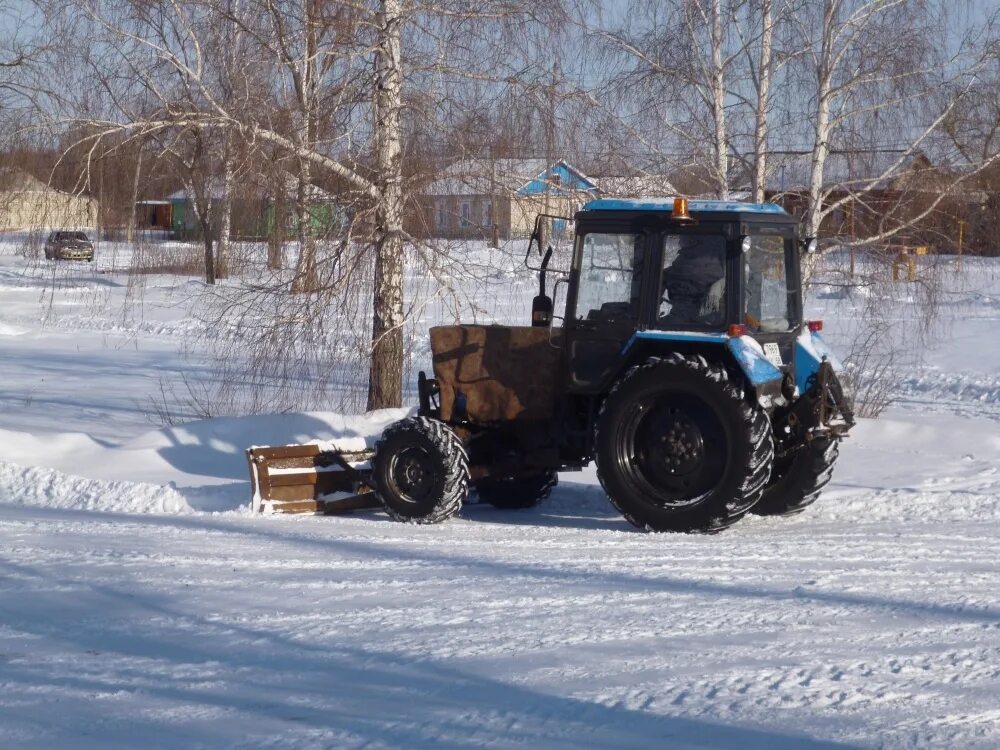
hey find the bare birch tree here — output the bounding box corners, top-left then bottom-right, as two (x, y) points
(791, 0), (998, 252)
(19, 0), (564, 412)
(591, 0), (762, 198)
(750, 0), (773, 202)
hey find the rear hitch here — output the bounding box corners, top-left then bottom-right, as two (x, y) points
(775, 360), (855, 455)
(816, 359), (855, 431)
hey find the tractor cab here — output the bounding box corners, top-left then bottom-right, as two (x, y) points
(532, 198), (806, 404)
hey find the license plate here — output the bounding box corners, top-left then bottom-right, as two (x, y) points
(763, 342), (783, 367)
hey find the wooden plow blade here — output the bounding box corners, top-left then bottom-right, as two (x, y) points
(247, 444), (382, 515)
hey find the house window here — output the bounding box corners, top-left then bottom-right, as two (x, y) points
(435, 201), (447, 229)
(483, 201), (493, 228)
(460, 201), (471, 227)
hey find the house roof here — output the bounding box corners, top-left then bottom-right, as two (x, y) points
(761, 150), (951, 193)
(515, 160), (599, 196)
(595, 173), (678, 197)
(423, 159), (599, 197)
(0, 168), (87, 197)
(167, 173), (335, 203)
(423, 160), (691, 199)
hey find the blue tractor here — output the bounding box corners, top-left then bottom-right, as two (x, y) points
(372, 198), (855, 532)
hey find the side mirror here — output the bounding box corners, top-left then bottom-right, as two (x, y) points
(532, 246), (556, 327)
(800, 237), (818, 254)
(531, 294), (553, 327)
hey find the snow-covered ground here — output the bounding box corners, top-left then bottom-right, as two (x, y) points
(0, 237), (997, 748)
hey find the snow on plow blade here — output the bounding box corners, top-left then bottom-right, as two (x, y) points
(246, 444), (381, 515)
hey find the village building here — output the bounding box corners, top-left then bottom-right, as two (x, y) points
(0, 168), (99, 232)
(140, 176), (346, 242)
(410, 159), (600, 240)
(594, 173), (678, 198)
(757, 151), (982, 252)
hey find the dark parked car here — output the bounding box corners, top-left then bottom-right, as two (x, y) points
(44, 231), (94, 261)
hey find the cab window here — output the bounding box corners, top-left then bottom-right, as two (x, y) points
(745, 235), (792, 332)
(574, 233), (644, 323)
(658, 234), (727, 328)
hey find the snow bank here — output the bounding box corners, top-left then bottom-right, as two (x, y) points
(0, 409), (409, 514)
(0, 460), (231, 514)
(0, 408), (408, 490)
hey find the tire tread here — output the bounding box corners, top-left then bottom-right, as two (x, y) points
(595, 355), (774, 533)
(374, 416), (469, 524)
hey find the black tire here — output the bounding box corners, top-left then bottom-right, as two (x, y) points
(373, 416), (469, 524)
(752, 438), (839, 516)
(595, 353), (773, 533)
(475, 471), (557, 509)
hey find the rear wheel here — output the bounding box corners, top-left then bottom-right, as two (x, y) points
(373, 417), (469, 524)
(752, 438), (839, 516)
(595, 354), (773, 533)
(475, 471), (557, 509)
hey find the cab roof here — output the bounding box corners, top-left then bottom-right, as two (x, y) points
(581, 198), (789, 216)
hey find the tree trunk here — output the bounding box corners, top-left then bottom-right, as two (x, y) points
(806, 89), (832, 242)
(267, 239), (283, 270)
(806, 0), (835, 242)
(291, 171), (318, 292)
(802, 0), (836, 284)
(367, 0), (405, 411)
(752, 0), (773, 204)
(127, 148), (142, 244)
(185, 179), (216, 285)
(203, 232), (216, 285)
(268, 178), (285, 270)
(710, 0), (729, 200)
(216, 146), (234, 278)
(290, 0), (320, 294)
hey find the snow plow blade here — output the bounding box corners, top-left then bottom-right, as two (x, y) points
(247, 444), (381, 515)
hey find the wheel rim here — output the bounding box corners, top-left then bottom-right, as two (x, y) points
(617, 392), (728, 507)
(387, 446), (435, 505)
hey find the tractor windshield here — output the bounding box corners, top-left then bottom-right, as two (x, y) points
(658, 234), (727, 328)
(744, 234), (792, 332)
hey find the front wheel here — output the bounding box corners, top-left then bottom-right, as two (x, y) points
(373, 417), (469, 524)
(595, 354), (773, 533)
(752, 438), (840, 516)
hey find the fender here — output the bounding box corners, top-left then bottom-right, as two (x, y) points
(622, 331), (784, 406)
(793, 329), (842, 394)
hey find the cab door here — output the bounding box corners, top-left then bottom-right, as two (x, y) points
(565, 230), (650, 393)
